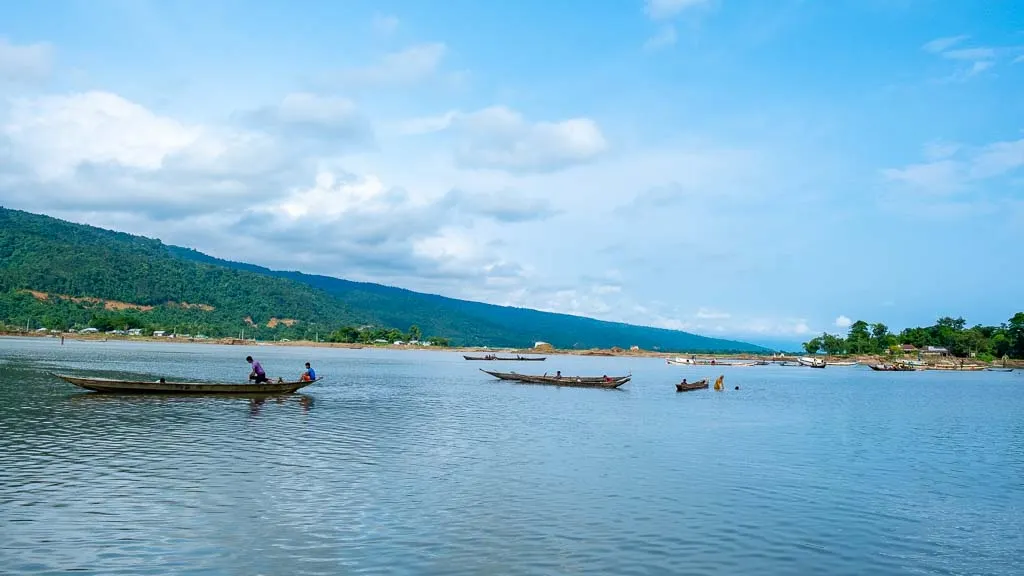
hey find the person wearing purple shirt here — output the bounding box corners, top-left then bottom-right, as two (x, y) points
(246, 355), (268, 383)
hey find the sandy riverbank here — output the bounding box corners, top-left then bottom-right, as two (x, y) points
(4, 332), (1020, 368)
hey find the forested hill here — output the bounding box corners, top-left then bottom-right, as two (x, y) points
(0, 207), (766, 352)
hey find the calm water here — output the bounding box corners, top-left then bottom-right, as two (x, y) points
(1, 337), (1022, 575)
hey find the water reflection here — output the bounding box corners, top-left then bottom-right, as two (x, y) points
(1, 337), (1022, 575)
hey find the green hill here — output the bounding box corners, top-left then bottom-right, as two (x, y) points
(0, 207), (766, 352)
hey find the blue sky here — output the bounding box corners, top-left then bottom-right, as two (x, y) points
(0, 0), (1021, 348)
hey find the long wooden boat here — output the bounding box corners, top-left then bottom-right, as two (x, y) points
(986, 368), (1014, 372)
(826, 360), (857, 367)
(479, 369), (629, 388)
(676, 379), (709, 392)
(924, 365), (988, 371)
(463, 355), (546, 361)
(868, 363), (915, 372)
(667, 358), (756, 367)
(53, 373), (321, 394)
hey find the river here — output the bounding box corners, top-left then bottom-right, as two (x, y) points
(1, 337), (1021, 575)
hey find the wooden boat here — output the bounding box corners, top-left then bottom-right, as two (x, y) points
(667, 358), (754, 367)
(676, 378), (709, 392)
(479, 369), (629, 388)
(986, 368), (1014, 372)
(53, 373), (321, 394)
(868, 363), (915, 372)
(797, 357), (826, 368)
(826, 360), (857, 367)
(924, 364), (988, 371)
(463, 355), (546, 361)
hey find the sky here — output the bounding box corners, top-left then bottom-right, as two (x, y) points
(0, 0), (1022, 349)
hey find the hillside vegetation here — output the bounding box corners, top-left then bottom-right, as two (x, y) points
(0, 207), (766, 352)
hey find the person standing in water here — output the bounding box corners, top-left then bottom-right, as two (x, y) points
(247, 356), (268, 383)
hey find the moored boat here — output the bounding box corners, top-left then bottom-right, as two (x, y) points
(923, 364), (988, 371)
(868, 363), (915, 372)
(797, 357), (827, 368)
(463, 355), (546, 361)
(479, 369), (629, 388)
(986, 368), (1014, 372)
(676, 378), (709, 392)
(53, 373), (320, 394)
(826, 360), (857, 366)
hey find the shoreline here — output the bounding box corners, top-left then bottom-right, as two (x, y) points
(3, 332), (1019, 368)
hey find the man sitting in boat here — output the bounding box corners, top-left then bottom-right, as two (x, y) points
(300, 362), (316, 382)
(247, 356), (268, 383)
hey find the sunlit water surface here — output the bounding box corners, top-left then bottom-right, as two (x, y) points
(1, 337), (1022, 575)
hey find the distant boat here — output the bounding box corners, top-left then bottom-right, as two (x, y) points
(464, 355), (546, 361)
(667, 358), (755, 367)
(797, 357), (827, 368)
(53, 373), (320, 394)
(480, 369), (629, 388)
(924, 364), (988, 371)
(868, 363), (915, 372)
(826, 360), (857, 366)
(676, 378), (709, 392)
(986, 368), (1014, 372)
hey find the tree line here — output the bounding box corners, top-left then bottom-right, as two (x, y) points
(802, 314), (1024, 360)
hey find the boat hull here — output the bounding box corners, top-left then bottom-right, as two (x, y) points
(676, 379), (709, 392)
(54, 373), (320, 395)
(463, 356), (546, 361)
(480, 369), (629, 388)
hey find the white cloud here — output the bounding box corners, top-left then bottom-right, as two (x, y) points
(398, 106), (608, 172)
(644, 26), (678, 51)
(645, 0), (710, 20)
(834, 315), (852, 329)
(246, 92), (371, 143)
(883, 138), (1024, 197)
(4, 91), (205, 180)
(0, 38), (53, 82)
(922, 35), (968, 54)
(695, 307), (730, 319)
(396, 110), (459, 135)
(340, 43), (447, 86)
(451, 106), (608, 172)
(943, 47), (996, 61)
(882, 159), (963, 195)
(372, 14), (399, 36)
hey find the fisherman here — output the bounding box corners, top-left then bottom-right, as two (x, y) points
(555, 370), (562, 379)
(247, 356), (268, 383)
(300, 362), (316, 382)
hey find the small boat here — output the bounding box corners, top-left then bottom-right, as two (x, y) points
(676, 379), (709, 392)
(868, 363), (915, 372)
(463, 355), (546, 361)
(826, 360), (857, 367)
(986, 368), (1014, 372)
(53, 373), (321, 394)
(797, 357), (827, 368)
(480, 369), (629, 388)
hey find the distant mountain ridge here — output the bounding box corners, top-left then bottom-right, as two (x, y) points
(0, 206), (767, 352)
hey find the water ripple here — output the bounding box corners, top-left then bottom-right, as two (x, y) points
(1, 337), (1022, 575)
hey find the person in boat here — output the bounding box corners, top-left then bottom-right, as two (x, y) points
(680, 378), (688, 386)
(603, 374), (611, 382)
(247, 356), (268, 383)
(300, 362), (316, 382)
(555, 370), (562, 379)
